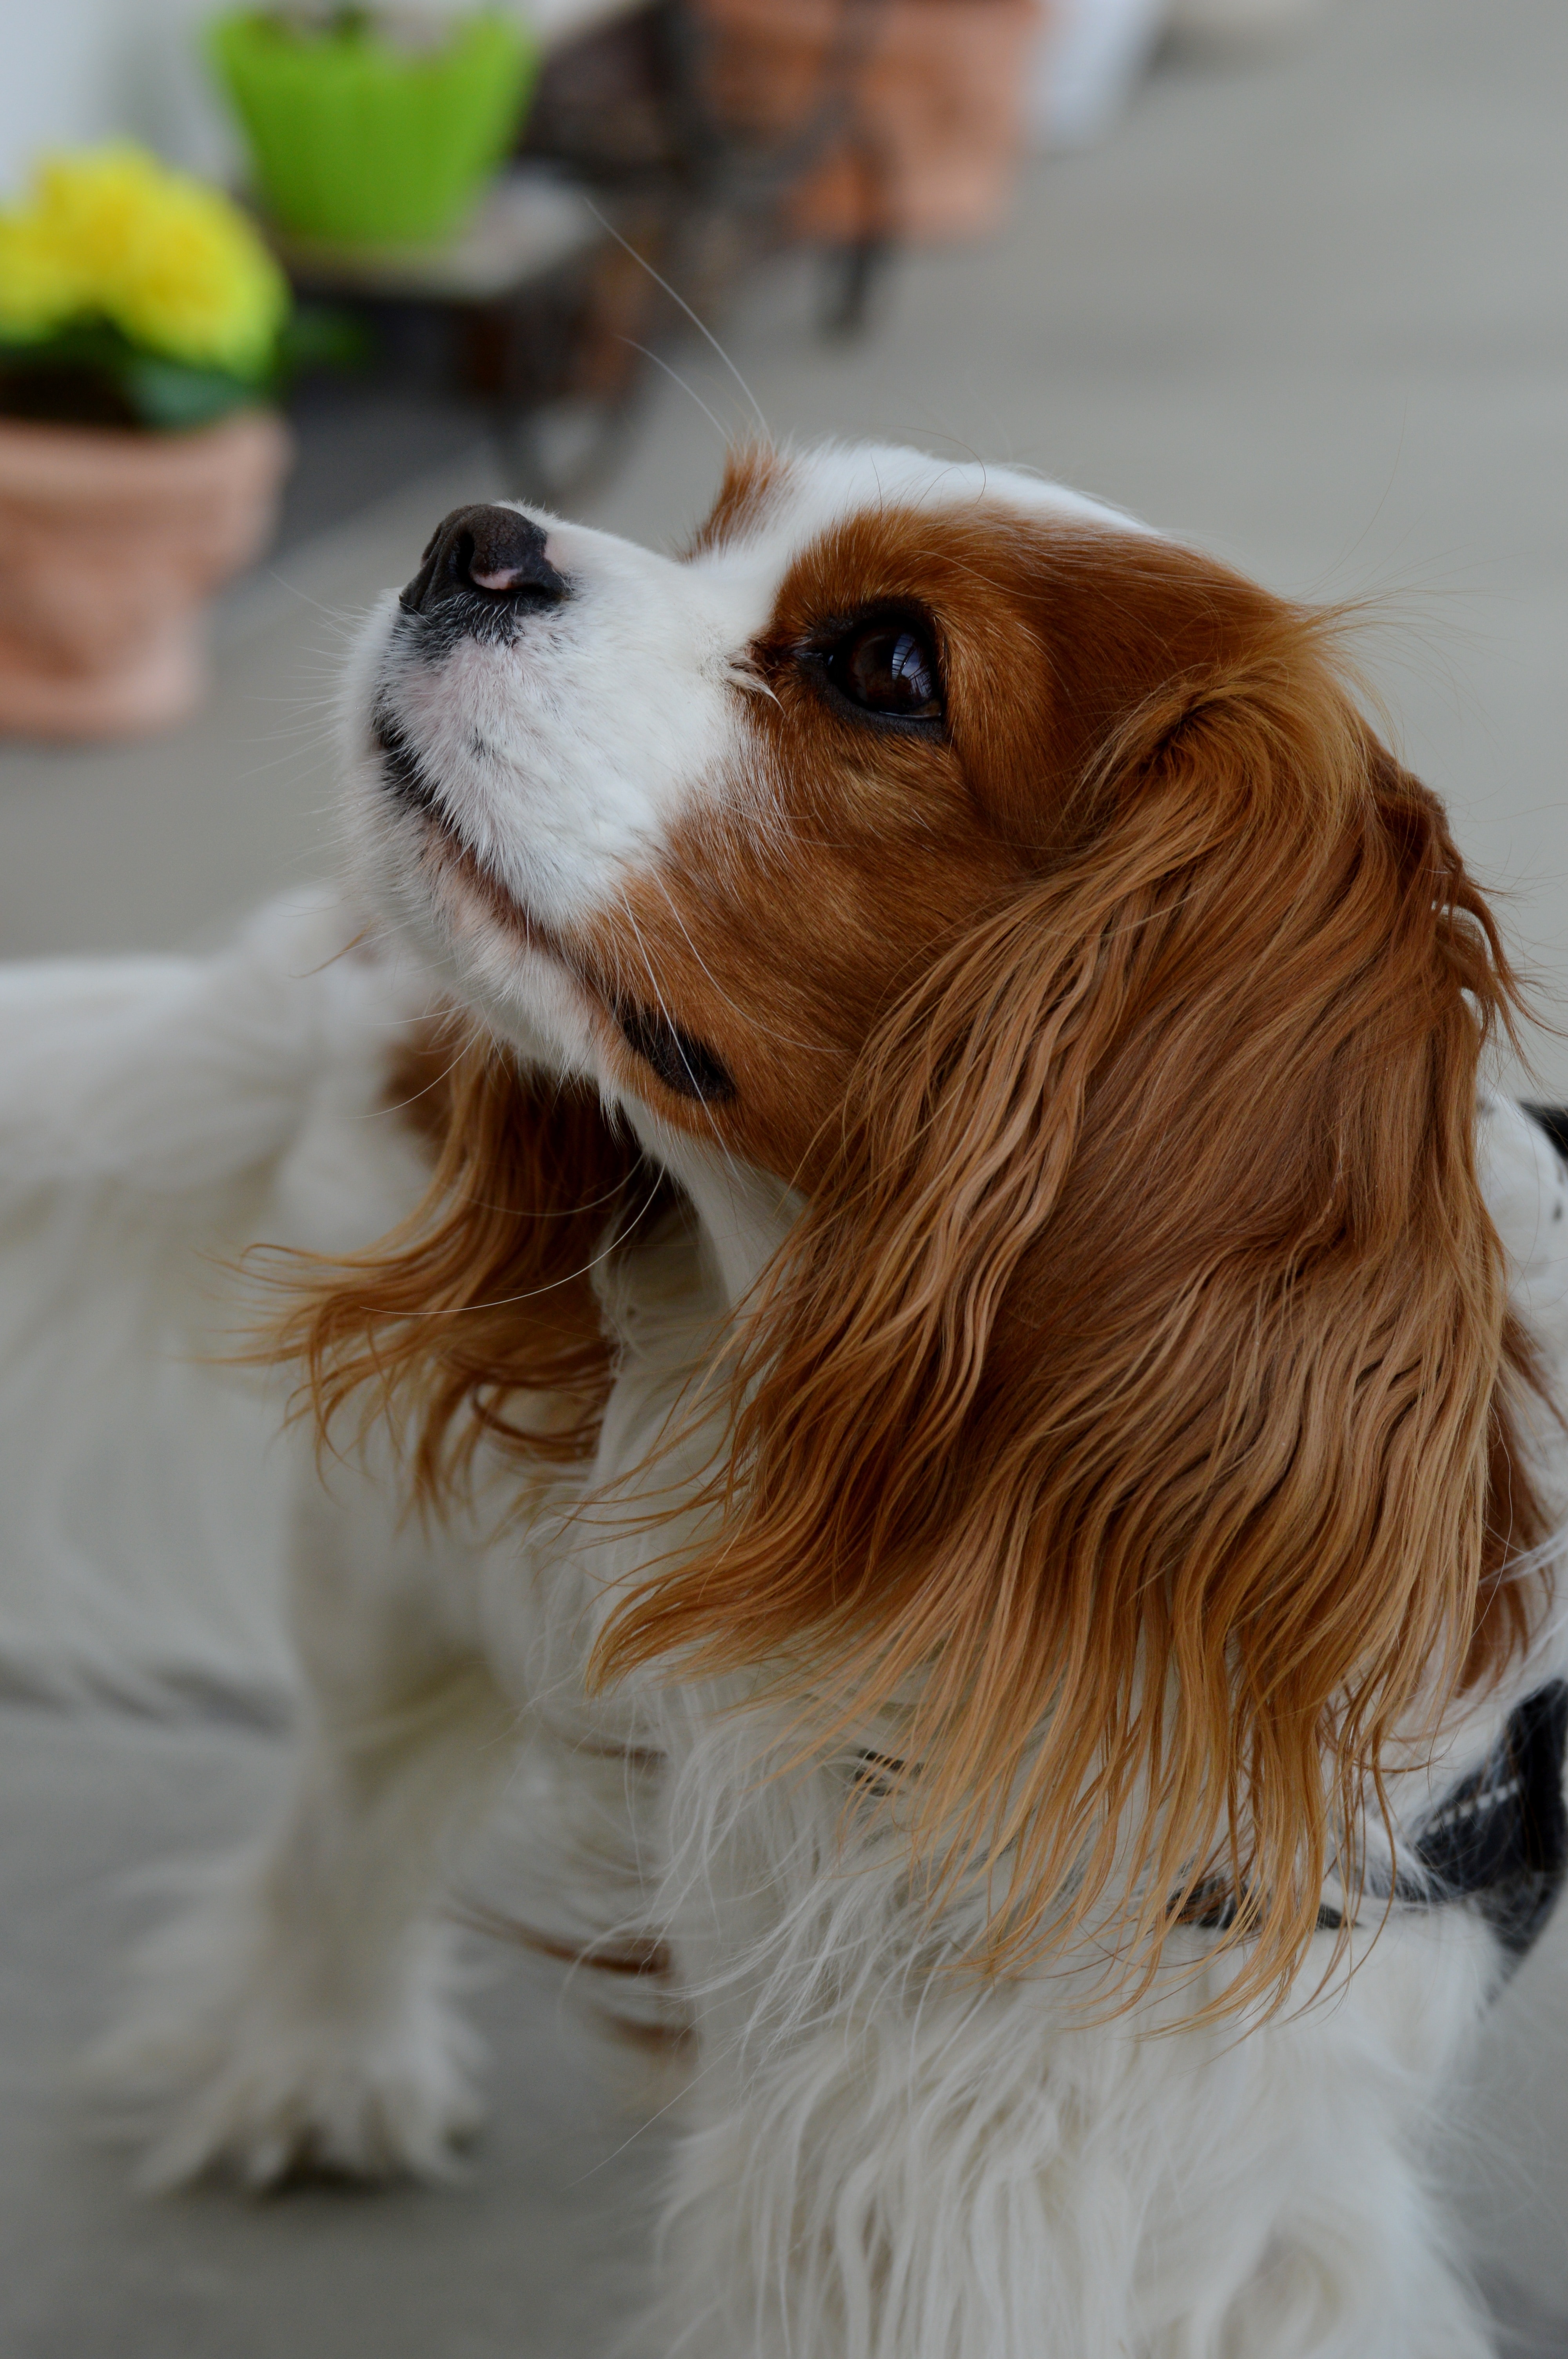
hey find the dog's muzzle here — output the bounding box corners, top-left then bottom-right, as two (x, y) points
(399, 503), (568, 635)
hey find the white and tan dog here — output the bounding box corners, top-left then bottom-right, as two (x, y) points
(3, 445), (1568, 2357)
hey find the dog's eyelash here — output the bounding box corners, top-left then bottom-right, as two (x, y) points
(613, 1001), (735, 1103)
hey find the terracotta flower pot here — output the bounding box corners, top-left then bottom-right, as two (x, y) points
(697, 0), (1043, 244)
(0, 408), (292, 742)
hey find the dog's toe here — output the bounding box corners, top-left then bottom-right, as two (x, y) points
(125, 2023), (486, 2193)
(88, 1868), (485, 2192)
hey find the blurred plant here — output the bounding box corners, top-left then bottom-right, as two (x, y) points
(0, 145), (311, 431)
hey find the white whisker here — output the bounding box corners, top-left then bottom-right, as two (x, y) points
(581, 197), (769, 440)
(618, 339), (731, 443)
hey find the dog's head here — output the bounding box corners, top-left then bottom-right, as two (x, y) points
(312, 442), (1544, 2000)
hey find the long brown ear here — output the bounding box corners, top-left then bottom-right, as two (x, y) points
(596, 604), (1547, 2006)
(274, 1027), (654, 1494)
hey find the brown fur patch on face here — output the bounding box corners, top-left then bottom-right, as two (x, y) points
(583, 503), (1302, 1184)
(681, 442), (791, 560)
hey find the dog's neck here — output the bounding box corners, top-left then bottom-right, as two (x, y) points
(625, 1107), (800, 1312)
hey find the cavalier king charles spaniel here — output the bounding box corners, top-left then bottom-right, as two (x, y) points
(18, 443), (1568, 2357)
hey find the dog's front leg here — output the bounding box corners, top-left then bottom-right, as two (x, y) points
(93, 1439), (521, 2190)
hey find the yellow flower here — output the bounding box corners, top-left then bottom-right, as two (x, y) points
(0, 211), (87, 341)
(0, 145), (289, 374)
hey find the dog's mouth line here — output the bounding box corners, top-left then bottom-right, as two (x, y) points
(368, 703), (736, 1107)
(370, 701), (546, 948)
(371, 703), (445, 821)
(369, 705), (637, 1050)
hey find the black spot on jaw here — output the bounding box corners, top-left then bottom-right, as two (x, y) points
(614, 1001), (735, 1103)
(370, 703), (441, 818)
(370, 695), (731, 1107)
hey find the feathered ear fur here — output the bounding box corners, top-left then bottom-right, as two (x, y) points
(596, 603), (1546, 2005)
(276, 1029), (655, 1491)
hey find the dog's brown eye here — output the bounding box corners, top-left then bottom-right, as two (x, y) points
(826, 620), (942, 722)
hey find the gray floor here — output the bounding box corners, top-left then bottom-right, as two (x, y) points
(0, 1711), (668, 2359)
(2, 0), (1568, 2347)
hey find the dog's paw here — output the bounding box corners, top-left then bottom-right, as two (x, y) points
(111, 2016), (485, 2194)
(89, 1866), (485, 2191)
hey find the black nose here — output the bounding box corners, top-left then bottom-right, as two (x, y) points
(400, 503), (567, 617)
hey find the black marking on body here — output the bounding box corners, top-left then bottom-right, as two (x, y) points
(1522, 1103), (1568, 1166)
(1174, 1884), (1343, 1937)
(1407, 1682), (1568, 1966)
(1176, 1686), (1567, 1974)
(1521, 1104), (1568, 1222)
(852, 1747), (911, 1801)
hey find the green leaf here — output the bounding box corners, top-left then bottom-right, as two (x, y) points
(0, 316), (271, 431)
(0, 298), (368, 431)
(277, 302), (373, 379)
(119, 355), (257, 429)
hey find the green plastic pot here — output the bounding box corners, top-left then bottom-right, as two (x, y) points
(209, 10), (539, 246)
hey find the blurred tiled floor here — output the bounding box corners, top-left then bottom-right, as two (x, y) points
(2, 0), (1567, 2348)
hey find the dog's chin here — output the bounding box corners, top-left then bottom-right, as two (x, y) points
(359, 694), (535, 945)
(359, 786), (606, 1092)
(415, 805), (538, 951)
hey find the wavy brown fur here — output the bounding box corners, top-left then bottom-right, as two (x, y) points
(275, 1033), (655, 1490)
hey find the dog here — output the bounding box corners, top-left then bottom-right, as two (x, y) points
(7, 442), (1568, 2357)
